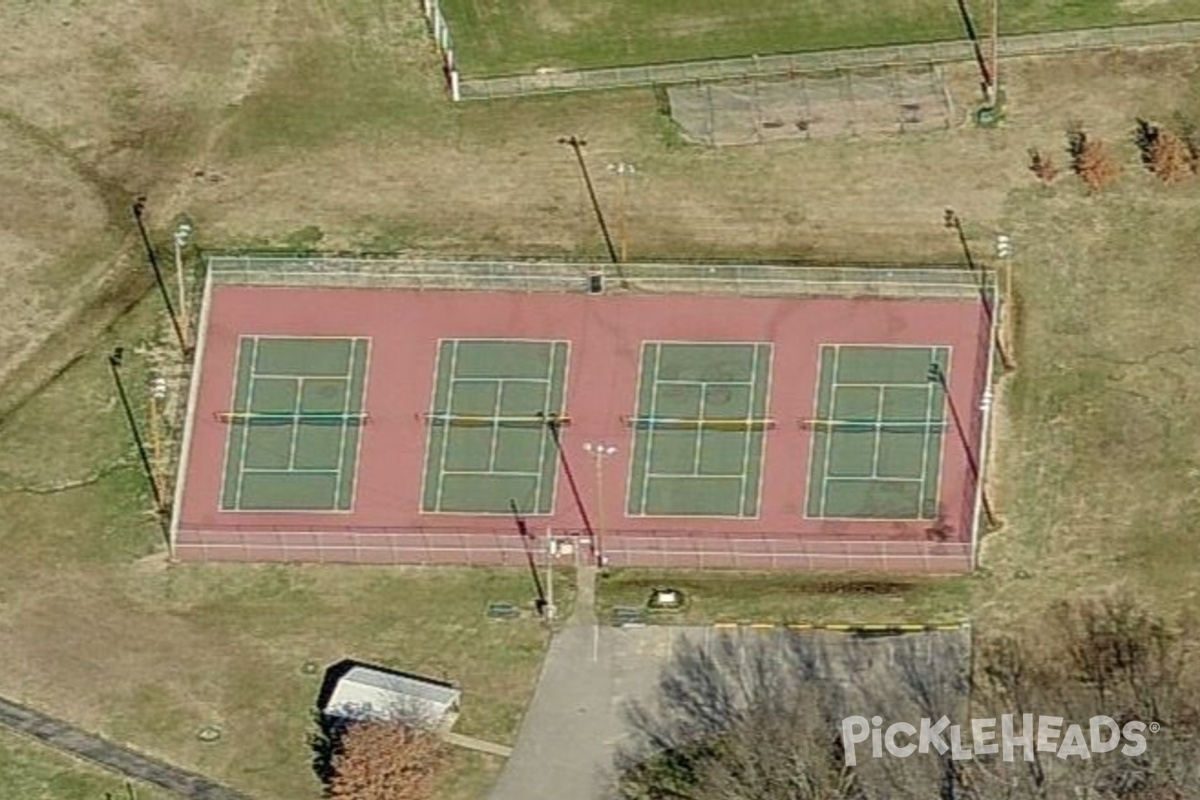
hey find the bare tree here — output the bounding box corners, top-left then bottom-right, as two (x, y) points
(1028, 148), (1060, 185)
(1148, 132), (1193, 183)
(615, 599), (1200, 800)
(1068, 125), (1121, 192)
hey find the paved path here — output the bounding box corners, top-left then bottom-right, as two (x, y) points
(488, 564), (683, 800)
(0, 695), (253, 800)
(458, 19), (1200, 99)
(443, 731), (514, 758)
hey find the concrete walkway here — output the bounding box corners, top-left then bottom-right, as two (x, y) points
(0, 695), (253, 800)
(487, 563), (616, 800)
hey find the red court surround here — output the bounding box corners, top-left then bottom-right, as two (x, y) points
(174, 286), (990, 572)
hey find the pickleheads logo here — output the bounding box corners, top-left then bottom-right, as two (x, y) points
(840, 715), (1156, 766)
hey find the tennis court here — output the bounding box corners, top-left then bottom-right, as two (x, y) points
(219, 336), (370, 511)
(626, 342), (772, 517)
(805, 344), (949, 520)
(421, 339), (570, 514)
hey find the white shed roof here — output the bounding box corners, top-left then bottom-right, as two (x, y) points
(323, 666), (461, 727)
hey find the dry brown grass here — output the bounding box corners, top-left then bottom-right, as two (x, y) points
(4, 2), (1200, 796)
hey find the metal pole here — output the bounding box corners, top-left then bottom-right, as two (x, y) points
(954, 0), (993, 100)
(928, 364), (996, 527)
(149, 377), (168, 501)
(509, 499), (547, 613)
(991, 0), (1000, 103)
(584, 442), (617, 568)
(558, 136), (620, 266)
(108, 350), (171, 543)
(608, 163), (636, 264)
(545, 529), (555, 620)
(944, 208), (996, 324)
(174, 222), (193, 350)
(539, 413), (600, 561)
(131, 198), (188, 354)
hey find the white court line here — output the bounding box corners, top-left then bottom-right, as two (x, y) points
(286, 377), (305, 470)
(833, 381), (933, 388)
(242, 467), (341, 474)
(750, 343), (775, 518)
(870, 380), (886, 479)
(926, 345), (954, 518)
(623, 344), (649, 518)
(486, 379), (505, 471)
(637, 343), (664, 515)
(531, 346), (559, 514)
(216, 336), (249, 512)
(232, 338), (263, 510)
(433, 340), (462, 512)
(691, 381), (708, 476)
(655, 378), (754, 387)
(916, 361), (937, 514)
(734, 346), (761, 515)
(817, 345), (842, 517)
(451, 376), (551, 385)
(825, 475), (923, 483)
(331, 344), (360, 510)
(441, 469), (543, 477)
(644, 472), (742, 480)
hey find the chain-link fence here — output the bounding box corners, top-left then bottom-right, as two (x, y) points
(668, 65), (952, 147)
(206, 255), (995, 301)
(456, 20), (1200, 101)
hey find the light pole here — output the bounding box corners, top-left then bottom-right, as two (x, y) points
(174, 220), (193, 349)
(606, 162), (637, 264)
(108, 348), (171, 546)
(583, 442), (617, 567)
(131, 197), (188, 354)
(558, 136), (620, 268)
(994, 232), (1015, 371)
(149, 375), (168, 502)
(944, 208), (996, 324)
(927, 363), (996, 527)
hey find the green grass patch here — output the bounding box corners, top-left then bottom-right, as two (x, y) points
(0, 729), (173, 800)
(0, 297), (570, 800)
(597, 569), (973, 625)
(440, 0), (1200, 75)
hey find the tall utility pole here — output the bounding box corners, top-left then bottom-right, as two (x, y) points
(131, 197), (188, 354)
(928, 363), (996, 527)
(944, 208), (1012, 369)
(990, 0), (1000, 104)
(149, 376), (168, 501)
(108, 349), (171, 545)
(606, 162), (637, 263)
(583, 442), (617, 568)
(509, 499), (548, 614)
(954, 0), (993, 101)
(545, 529), (556, 620)
(943, 208), (992, 320)
(538, 412), (600, 562)
(558, 136), (620, 267)
(173, 220), (193, 350)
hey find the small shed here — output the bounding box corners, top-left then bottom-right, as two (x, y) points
(319, 661), (461, 731)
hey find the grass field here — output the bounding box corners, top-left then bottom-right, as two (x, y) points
(3, 0), (1200, 797)
(0, 729), (173, 800)
(597, 570), (974, 625)
(439, 0), (1200, 74)
(0, 297), (572, 799)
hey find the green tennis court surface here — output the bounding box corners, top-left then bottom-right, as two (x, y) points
(627, 342), (772, 517)
(805, 345), (949, 520)
(422, 339), (570, 514)
(220, 336), (369, 511)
